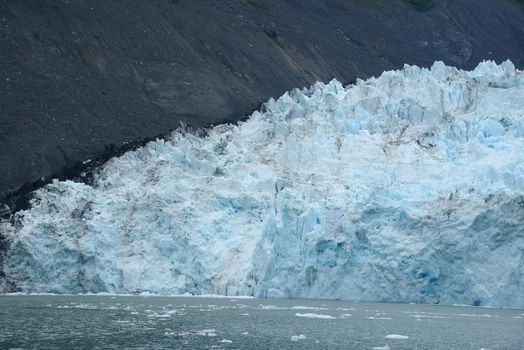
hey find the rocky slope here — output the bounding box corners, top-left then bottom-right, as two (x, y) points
(1, 0), (524, 212)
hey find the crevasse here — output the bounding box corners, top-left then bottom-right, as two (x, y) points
(1, 61), (523, 308)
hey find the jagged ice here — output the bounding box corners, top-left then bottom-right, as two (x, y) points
(1, 60), (523, 308)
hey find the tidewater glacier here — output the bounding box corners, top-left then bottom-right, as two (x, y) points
(1, 61), (523, 308)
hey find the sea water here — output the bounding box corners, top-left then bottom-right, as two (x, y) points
(0, 295), (522, 349)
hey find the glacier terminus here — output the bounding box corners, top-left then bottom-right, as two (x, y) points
(1, 61), (523, 309)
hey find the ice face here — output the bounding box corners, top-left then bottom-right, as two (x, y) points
(1, 61), (523, 308)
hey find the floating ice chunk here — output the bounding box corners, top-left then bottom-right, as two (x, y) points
(147, 312), (171, 318)
(295, 313), (336, 319)
(291, 335), (306, 341)
(385, 334), (409, 340)
(290, 306), (328, 310)
(409, 314), (448, 319)
(259, 304), (287, 310)
(457, 313), (491, 317)
(372, 344), (390, 350)
(195, 329), (217, 337)
(113, 320), (131, 323)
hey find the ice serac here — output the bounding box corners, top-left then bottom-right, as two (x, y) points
(1, 61), (523, 308)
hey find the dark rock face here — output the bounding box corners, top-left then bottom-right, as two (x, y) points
(1, 0), (523, 211)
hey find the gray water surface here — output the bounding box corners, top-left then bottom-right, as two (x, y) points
(0, 295), (522, 349)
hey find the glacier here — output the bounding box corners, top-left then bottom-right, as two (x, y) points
(1, 60), (523, 308)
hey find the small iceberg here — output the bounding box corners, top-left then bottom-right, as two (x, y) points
(385, 334), (409, 340)
(295, 313), (336, 319)
(291, 334), (306, 341)
(372, 344), (390, 350)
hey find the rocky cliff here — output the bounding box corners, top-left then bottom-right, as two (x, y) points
(1, 0), (524, 212)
